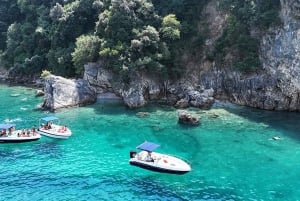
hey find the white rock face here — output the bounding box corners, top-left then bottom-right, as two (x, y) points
(42, 75), (96, 110)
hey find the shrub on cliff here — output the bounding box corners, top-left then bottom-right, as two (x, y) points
(215, 0), (281, 72)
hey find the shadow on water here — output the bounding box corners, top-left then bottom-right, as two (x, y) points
(221, 105), (300, 141)
(0, 168), (246, 201)
(128, 177), (190, 201)
(0, 141), (41, 160)
(128, 175), (244, 201)
(32, 141), (63, 158)
(89, 101), (176, 116)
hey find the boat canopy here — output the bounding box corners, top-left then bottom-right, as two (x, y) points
(0, 124), (16, 130)
(137, 141), (160, 152)
(40, 116), (59, 122)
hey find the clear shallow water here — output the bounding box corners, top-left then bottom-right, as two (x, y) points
(0, 84), (300, 201)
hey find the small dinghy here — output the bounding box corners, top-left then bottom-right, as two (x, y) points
(0, 124), (41, 143)
(129, 141), (191, 175)
(38, 116), (72, 139)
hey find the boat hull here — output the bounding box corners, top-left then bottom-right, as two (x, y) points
(129, 160), (190, 175)
(0, 125), (41, 143)
(38, 130), (71, 139)
(129, 151), (191, 175)
(38, 118), (72, 139)
(0, 137), (40, 143)
(38, 124), (72, 139)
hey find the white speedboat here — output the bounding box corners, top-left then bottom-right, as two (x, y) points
(0, 124), (41, 143)
(38, 116), (72, 139)
(129, 141), (191, 175)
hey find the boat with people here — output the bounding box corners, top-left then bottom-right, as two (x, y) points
(38, 116), (72, 139)
(129, 141), (191, 175)
(0, 123), (41, 143)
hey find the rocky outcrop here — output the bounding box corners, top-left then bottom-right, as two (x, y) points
(0, 67), (8, 81)
(84, 62), (114, 94)
(84, 62), (215, 108)
(171, 85), (215, 109)
(160, 0), (300, 111)
(258, 0), (300, 110)
(41, 0), (300, 111)
(189, 0), (300, 111)
(42, 75), (96, 110)
(178, 110), (200, 126)
(35, 89), (44, 97)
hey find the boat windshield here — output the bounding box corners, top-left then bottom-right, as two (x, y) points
(136, 141), (160, 152)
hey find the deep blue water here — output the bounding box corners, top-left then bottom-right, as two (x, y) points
(0, 84), (300, 201)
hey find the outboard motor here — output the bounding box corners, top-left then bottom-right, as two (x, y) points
(130, 151), (137, 158)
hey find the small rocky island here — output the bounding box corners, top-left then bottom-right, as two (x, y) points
(178, 110), (200, 126)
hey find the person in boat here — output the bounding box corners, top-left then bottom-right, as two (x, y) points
(47, 121), (52, 129)
(145, 152), (154, 162)
(40, 123), (45, 130)
(26, 129), (30, 136)
(59, 125), (67, 132)
(32, 125), (37, 135)
(1, 129), (7, 136)
(8, 127), (12, 135)
(21, 129), (26, 136)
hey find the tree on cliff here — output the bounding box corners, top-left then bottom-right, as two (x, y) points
(215, 0), (281, 71)
(77, 0), (182, 81)
(72, 35), (101, 75)
(0, 0), (281, 78)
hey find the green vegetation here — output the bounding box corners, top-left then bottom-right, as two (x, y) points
(0, 0), (281, 80)
(215, 0), (281, 71)
(40, 69), (52, 78)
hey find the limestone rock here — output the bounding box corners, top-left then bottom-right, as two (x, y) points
(174, 98), (190, 109)
(122, 86), (147, 108)
(35, 89), (44, 97)
(77, 0), (300, 111)
(178, 110), (200, 126)
(42, 75), (96, 110)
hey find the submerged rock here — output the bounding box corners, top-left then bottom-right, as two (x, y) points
(136, 112), (150, 117)
(35, 89), (44, 97)
(178, 110), (200, 126)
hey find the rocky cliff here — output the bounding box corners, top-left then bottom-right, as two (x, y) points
(42, 75), (96, 110)
(178, 0), (300, 111)
(42, 0), (300, 111)
(204, 0), (300, 111)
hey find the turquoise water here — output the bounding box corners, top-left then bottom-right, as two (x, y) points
(0, 84), (300, 201)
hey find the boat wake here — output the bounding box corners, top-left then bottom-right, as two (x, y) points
(4, 118), (22, 123)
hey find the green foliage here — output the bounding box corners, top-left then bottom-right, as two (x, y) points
(40, 69), (52, 78)
(214, 0), (281, 72)
(218, 0), (281, 29)
(2, 0), (99, 76)
(160, 14), (180, 41)
(0, 0), (21, 50)
(94, 0), (180, 80)
(72, 35), (101, 75)
(0, 0), (282, 80)
(47, 46), (75, 76)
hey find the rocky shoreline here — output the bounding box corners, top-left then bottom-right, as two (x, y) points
(1, 0), (300, 112)
(1, 68), (299, 112)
